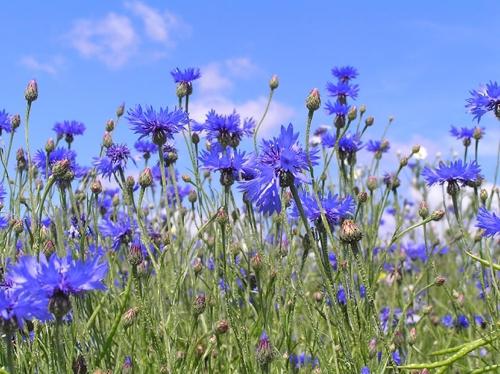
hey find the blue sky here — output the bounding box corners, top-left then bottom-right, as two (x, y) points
(1, 1), (499, 177)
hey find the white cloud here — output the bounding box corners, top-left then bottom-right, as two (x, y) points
(198, 64), (233, 94)
(68, 12), (138, 68)
(225, 57), (258, 77)
(125, 1), (187, 43)
(20, 55), (65, 75)
(66, 2), (188, 68)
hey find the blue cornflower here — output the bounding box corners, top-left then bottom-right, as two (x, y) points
(456, 315), (469, 329)
(337, 285), (347, 305)
(441, 314), (453, 328)
(239, 124), (318, 215)
(134, 140), (157, 160)
(127, 105), (189, 145)
(192, 110), (255, 148)
(326, 81), (359, 100)
(291, 191), (354, 228)
(0, 109), (12, 134)
(366, 139), (390, 154)
(289, 353), (319, 369)
(466, 81), (500, 122)
(94, 143), (131, 179)
(199, 144), (248, 186)
(328, 252), (338, 271)
(99, 214), (135, 250)
(360, 367), (370, 374)
(476, 207), (500, 237)
(404, 243), (427, 262)
(449, 125), (484, 141)
(0, 184), (5, 204)
(422, 160), (482, 188)
(392, 350), (402, 365)
(53, 120), (85, 144)
(324, 101), (349, 116)
(33, 147), (86, 180)
(170, 67), (201, 84)
(0, 287), (50, 327)
(338, 132), (363, 156)
(331, 66), (358, 82)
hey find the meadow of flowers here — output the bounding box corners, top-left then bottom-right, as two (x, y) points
(0, 66), (499, 373)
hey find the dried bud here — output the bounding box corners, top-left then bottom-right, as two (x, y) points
(45, 138), (55, 153)
(216, 319), (229, 335)
(365, 116), (374, 127)
(418, 201), (429, 219)
(182, 174), (191, 183)
(139, 168), (153, 188)
(116, 103), (125, 118)
(192, 257), (203, 275)
(25, 79), (38, 103)
(339, 219), (363, 244)
(430, 209), (445, 221)
(216, 207), (228, 225)
(357, 191), (368, 204)
(193, 294), (206, 316)
(250, 252), (263, 271)
(11, 114), (21, 130)
(306, 88), (321, 111)
(91, 180), (103, 195)
(122, 307), (140, 328)
(435, 276), (446, 286)
(411, 144), (421, 154)
(269, 75), (279, 90)
(105, 119), (115, 132)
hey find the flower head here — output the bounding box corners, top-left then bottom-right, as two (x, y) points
(366, 139), (390, 154)
(170, 67), (201, 84)
(0, 109), (12, 134)
(422, 160), (482, 187)
(326, 81), (359, 100)
(331, 66), (358, 82)
(134, 139), (157, 161)
(466, 81), (500, 121)
(199, 145), (248, 186)
(0, 287), (50, 327)
(94, 143), (131, 179)
(476, 207), (500, 237)
(324, 101), (349, 116)
(53, 120), (86, 143)
(127, 105), (189, 145)
(192, 110), (255, 147)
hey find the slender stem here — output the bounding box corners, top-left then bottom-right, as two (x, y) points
(253, 89), (274, 153)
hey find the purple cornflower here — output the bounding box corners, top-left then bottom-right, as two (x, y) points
(338, 132), (363, 157)
(53, 120), (86, 144)
(239, 124), (318, 215)
(199, 144), (248, 186)
(466, 81), (500, 122)
(99, 214), (135, 250)
(291, 191), (354, 228)
(441, 314), (453, 328)
(476, 207), (500, 237)
(366, 139), (390, 154)
(331, 66), (358, 82)
(94, 143), (131, 179)
(256, 331), (274, 367)
(326, 81), (359, 101)
(127, 105), (189, 146)
(134, 140), (157, 161)
(0, 109), (12, 134)
(170, 67), (201, 84)
(192, 110), (255, 148)
(392, 350), (402, 365)
(361, 367), (370, 374)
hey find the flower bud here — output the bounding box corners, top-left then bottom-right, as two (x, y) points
(411, 144), (421, 155)
(399, 156), (409, 168)
(463, 137), (471, 147)
(418, 201), (429, 219)
(269, 75), (279, 90)
(16, 148), (27, 171)
(91, 180), (102, 195)
(193, 294), (206, 316)
(191, 132), (200, 145)
(435, 276), (446, 286)
(45, 138), (55, 153)
(256, 332), (274, 368)
(367, 176), (378, 191)
(105, 119), (115, 132)
(102, 132), (113, 148)
(359, 104), (366, 115)
(128, 243), (144, 266)
(339, 219), (363, 244)
(182, 174), (191, 183)
(72, 354), (88, 374)
(11, 114), (21, 130)
(473, 127), (483, 140)
(357, 191), (368, 203)
(13, 219), (24, 235)
(306, 88), (321, 112)
(122, 307), (140, 328)
(126, 176), (135, 190)
(192, 257), (203, 275)
(250, 252), (263, 271)
(116, 103), (125, 118)
(313, 291), (323, 303)
(479, 189), (488, 204)
(52, 159), (71, 179)
(216, 207), (228, 225)
(25, 79), (38, 103)
(347, 105), (357, 121)
(430, 209), (445, 221)
(365, 116), (374, 127)
(139, 168), (153, 188)
(188, 190), (197, 203)
(216, 319), (229, 335)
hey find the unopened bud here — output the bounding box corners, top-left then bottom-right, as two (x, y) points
(269, 75), (279, 90)
(357, 191), (368, 203)
(139, 168), (153, 188)
(359, 104), (366, 115)
(126, 176), (135, 190)
(411, 145), (421, 155)
(116, 103), (125, 118)
(122, 307), (140, 328)
(193, 294), (206, 316)
(191, 132), (200, 145)
(367, 176), (378, 191)
(339, 219), (363, 244)
(473, 127), (483, 140)
(25, 79), (38, 103)
(435, 276), (446, 286)
(91, 180), (102, 195)
(182, 174), (191, 183)
(52, 159), (71, 179)
(399, 156), (409, 167)
(106, 119), (115, 132)
(347, 105), (357, 121)
(430, 209), (445, 221)
(45, 138), (55, 153)
(216, 207), (228, 225)
(188, 190), (197, 203)
(102, 132), (113, 148)
(192, 257), (203, 275)
(251, 252), (263, 271)
(216, 319), (229, 334)
(418, 201), (429, 219)
(11, 114), (21, 130)
(365, 116), (374, 127)
(479, 189), (488, 204)
(306, 88), (321, 111)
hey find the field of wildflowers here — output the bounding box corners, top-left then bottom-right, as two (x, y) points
(0, 66), (499, 374)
